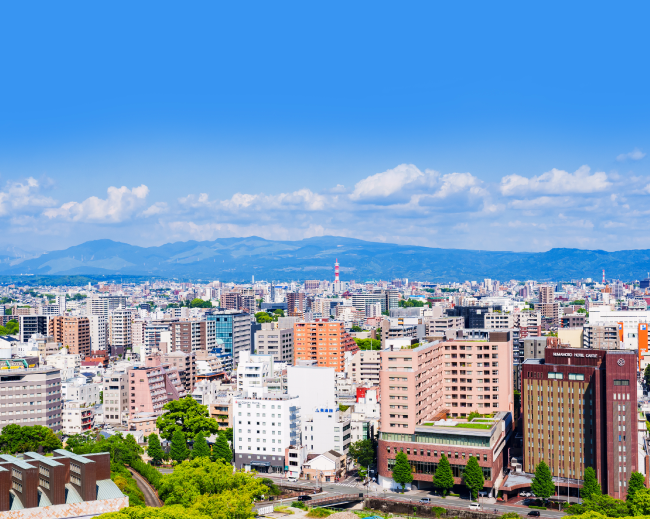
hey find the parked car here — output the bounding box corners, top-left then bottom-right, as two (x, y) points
(469, 503), (481, 510)
(527, 512), (540, 517)
(287, 476), (298, 483)
(419, 498), (431, 504)
(297, 495), (312, 501)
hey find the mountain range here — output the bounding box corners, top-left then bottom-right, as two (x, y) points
(0, 237), (648, 282)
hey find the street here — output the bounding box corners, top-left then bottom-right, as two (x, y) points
(256, 474), (567, 518)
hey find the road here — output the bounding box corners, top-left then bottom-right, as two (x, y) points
(129, 468), (163, 507)
(256, 474), (567, 519)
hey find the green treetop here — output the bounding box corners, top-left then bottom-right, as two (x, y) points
(463, 455), (485, 500)
(348, 439), (375, 469)
(170, 430), (189, 464)
(433, 453), (454, 496)
(147, 433), (166, 465)
(392, 451), (413, 490)
(628, 471), (646, 501)
(530, 461), (555, 499)
(192, 432), (211, 459)
(580, 467), (601, 500)
(211, 434), (232, 463)
(156, 395), (220, 441)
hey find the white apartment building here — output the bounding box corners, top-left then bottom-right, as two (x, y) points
(62, 401), (94, 435)
(302, 408), (352, 456)
(345, 349), (380, 386)
(45, 349), (81, 380)
(514, 311), (542, 328)
(102, 370), (129, 425)
(233, 392), (300, 474)
(483, 312), (514, 329)
(237, 352), (274, 393)
(588, 308), (650, 349)
(109, 308), (133, 353)
(425, 317), (464, 336)
(62, 377), (102, 406)
(255, 323), (294, 363)
(287, 365), (336, 421)
(88, 315), (108, 351)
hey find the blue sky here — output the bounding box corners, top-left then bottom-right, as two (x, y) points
(1, 1), (649, 253)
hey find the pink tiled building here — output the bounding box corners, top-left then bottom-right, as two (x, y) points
(127, 355), (186, 418)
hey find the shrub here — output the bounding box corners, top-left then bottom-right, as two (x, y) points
(432, 507), (445, 517)
(130, 458), (163, 490)
(307, 508), (333, 518)
(291, 501), (308, 510)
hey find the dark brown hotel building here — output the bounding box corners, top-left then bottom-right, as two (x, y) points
(522, 347), (637, 499)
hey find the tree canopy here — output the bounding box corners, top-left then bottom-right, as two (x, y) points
(433, 453), (454, 496)
(147, 433), (166, 465)
(192, 432), (211, 459)
(463, 456), (485, 500)
(581, 467), (602, 500)
(627, 472), (646, 502)
(348, 439), (375, 468)
(67, 432), (143, 465)
(156, 396), (220, 441)
(392, 452), (413, 489)
(211, 434), (232, 463)
(531, 461), (555, 499)
(170, 430), (189, 464)
(190, 298), (213, 308)
(0, 319), (19, 335)
(0, 424), (62, 454)
(354, 338), (381, 350)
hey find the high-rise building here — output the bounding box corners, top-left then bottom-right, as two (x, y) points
(109, 308), (132, 356)
(19, 315), (48, 342)
(293, 320), (356, 372)
(86, 295), (128, 316)
(169, 320), (215, 353)
(255, 323), (294, 363)
(128, 355), (186, 417)
(88, 315), (108, 352)
(207, 310), (252, 363)
(522, 347), (638, 499)
(48, 316), (91, 359)
(0, 364), (63, 432)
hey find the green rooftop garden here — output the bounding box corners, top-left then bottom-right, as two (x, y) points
(422, 421), (494, 429)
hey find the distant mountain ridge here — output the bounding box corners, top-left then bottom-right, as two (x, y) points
(0, 237), (649, 282)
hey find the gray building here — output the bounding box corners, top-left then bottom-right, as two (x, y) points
(523, 336), (547, 360)
(19, 315), (49, 342)
(0, 363), (62, 432)
(102, 370), (128, 425)
(255, 324), (294, 363)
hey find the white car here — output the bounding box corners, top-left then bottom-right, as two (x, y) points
(287, 476), (298, 483)
(469, 503), (481, 510)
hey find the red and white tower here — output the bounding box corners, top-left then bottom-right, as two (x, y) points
(602, 269), (606, 284)
(335, 258), (340, 282)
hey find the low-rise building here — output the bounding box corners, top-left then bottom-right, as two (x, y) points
(128, 355), (186, 418)
(62, 401), (94, 435)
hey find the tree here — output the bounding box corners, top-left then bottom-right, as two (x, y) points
(645, 364), (650, 386)
(531, 461), (555, 499)
(192, 432), (211, 459)
(566, 493), (632, 517)
(392, 451), (413, 490)
(273, 309), (284, 317)
(433, 453), (455, 496)
(467, 411), (481, 421)
(147, 433), (165, 465)
(580, 467), (601, 500)
(190, 298), (212, 308)
(122, 434), (143, 465)
(156, 396), (220, 441)
(348, 439), (375, 469)
(463, 456), (485, 500)
(628, 471), (646, 501)
(0, 424), (62, 454)
(211, 434), (232, 463)
(157, 457), (267, 515)
(99, 390), (104, 404)
(221, 428), (233, 445)
(255, 312), (273, 324)
(170, 430), (189, 464)
(630, 487), (650, 515)
(351, 325), (363, 332)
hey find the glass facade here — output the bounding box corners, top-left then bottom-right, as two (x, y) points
(381, 431), (491, 448)
(387, 458), (491, 480)
(208, 315), (233, 356)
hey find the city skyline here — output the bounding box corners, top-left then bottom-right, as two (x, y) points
(1, 3), (649, 252)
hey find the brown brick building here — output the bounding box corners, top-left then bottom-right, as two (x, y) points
(522, 347), (638, 499)
(293, 319), (357, 372)
(48, 316), (91, 359)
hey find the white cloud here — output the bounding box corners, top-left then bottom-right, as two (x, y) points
(349, 164), (436, 200)
(44, 185), (149, 222)
(141, 202), (168, 217)
(617, 148), (646, 162)
(432, 172), (486, 198)
(500, 165), (610, 196)
(181, 188), (328, 213)
(0, 177), (56, 216)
